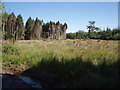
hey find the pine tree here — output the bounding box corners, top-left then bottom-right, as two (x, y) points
(25, 17), (34, 40)
(32, 17), (42, 39)
(87, 21), (100, 39)
(62, 23), (68, 39)
(2, 12), (8, 40)
(15, 14), (24, 40)
(6, 12), (16, 39)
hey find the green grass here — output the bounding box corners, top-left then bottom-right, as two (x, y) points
(2, 39), (119, 88)
(3, 39), (118, 66)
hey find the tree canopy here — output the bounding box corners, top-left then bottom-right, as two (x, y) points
(2, 12), (68, 40)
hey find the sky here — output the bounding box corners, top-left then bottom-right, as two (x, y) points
(4, 2), (118, 33)
(3, 0), (120, 2)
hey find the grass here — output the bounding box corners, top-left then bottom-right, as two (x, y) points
(2, 39), (119, 88)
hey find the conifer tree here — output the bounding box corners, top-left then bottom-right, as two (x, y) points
(15, 14), (24, 40)
(25, 17), (34, 40)
(32, 17), (42, 39)
(2, 12), (8, 40)
(6, 12), (16, 39)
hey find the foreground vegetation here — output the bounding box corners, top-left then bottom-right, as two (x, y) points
(2, 39), (119, 88)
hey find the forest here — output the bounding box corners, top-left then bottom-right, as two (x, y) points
(2, 12), (67, 40)
(67, 21), (120, 40)
(2, 12), (120, 41)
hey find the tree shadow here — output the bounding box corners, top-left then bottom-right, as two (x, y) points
(21, 56), (119, 88)
(2, 74), (32, 89)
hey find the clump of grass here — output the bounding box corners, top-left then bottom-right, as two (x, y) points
(2, 44), (19, 55)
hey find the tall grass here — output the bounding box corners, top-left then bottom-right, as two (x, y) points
(2, 39), (119, 87)
(2, 39), (118, 67)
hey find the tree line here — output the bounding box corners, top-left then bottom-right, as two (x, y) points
(2, 12), (119, 41)
(67, 21), (120, 40)
(2, 12), (68, 40)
